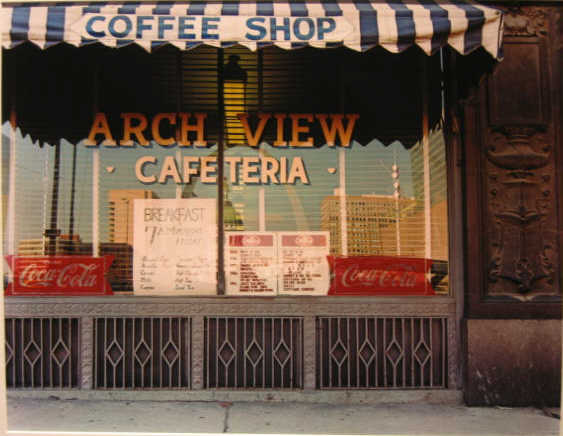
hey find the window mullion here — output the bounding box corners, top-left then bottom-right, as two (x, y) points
(217, 48), (226, 295)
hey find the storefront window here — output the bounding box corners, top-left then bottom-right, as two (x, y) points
(2, 43), (449, 297)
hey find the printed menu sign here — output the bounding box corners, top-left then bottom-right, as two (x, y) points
(225, 233), (276, 295)
(133, 198), (217, 295)
(278, 232), (330, 296)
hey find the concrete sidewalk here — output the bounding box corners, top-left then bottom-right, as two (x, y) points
(6, 397), (561, 435)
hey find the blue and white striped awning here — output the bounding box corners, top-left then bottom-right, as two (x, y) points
(1, 1), (504, 58)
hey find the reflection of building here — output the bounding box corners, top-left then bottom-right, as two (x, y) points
(224, 200), (244, 231)
(1, 194), (7, 233)
(398, 200), (449, 261)
(2, 194), (9, 254)
(108, 190), (158, 245)
(408, 128), (449, 261)
(212, 179), (245, 231)
(107, 190), (158, 291)
(17, 234), (84, 255)
(409, 127), (448, 204)
(16, 238), (45, 255)
(321, 193), (417, 256)
(224, 182), (244, 231)
(321, 192), (449, 292)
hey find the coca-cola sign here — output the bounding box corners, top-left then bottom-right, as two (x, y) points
(327, 255), (435, 296)
(5, 256), (114, 296)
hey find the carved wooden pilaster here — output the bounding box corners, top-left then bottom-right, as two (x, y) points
(485, 126), (557, 300)
(465, 5), (561, 316)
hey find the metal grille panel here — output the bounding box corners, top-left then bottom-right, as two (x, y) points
(205, 317), (302, 389)
(94, 317), (190, 389)
(5, 318), (79, 388)
(317, 317), (447, 389)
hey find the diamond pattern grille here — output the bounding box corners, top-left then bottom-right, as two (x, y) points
(134, 341), (151, 366)
(106, 341), (124, 367)
(5, 318), (79, 388)
(273, 340), (291, 367)
(218, 341), (236, 367)
(330, 340), (348, 367)
(162, 341), (180, 366)
(317, 317), (447, 389)
(245, 340), (263, 367)
(5, 315), (448, 391)
(52, 340), (71, 366)
(358, 341), (376, 366)
(24, 341), (41, 365)
(414, 341), (432, 366)
(94, 317), (190, 389)
(6, 342), (14, 365)
(205, 317), (303, 389)
(386, 340), (403, 366)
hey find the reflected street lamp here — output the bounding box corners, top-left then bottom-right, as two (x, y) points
(223, 54), (248, 146)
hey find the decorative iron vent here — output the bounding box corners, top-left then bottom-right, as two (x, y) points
(205, 317), (303, 389)
(94, 317), (190, 389)
(5, 318), (79, 388)
(317, 317), (447, 389)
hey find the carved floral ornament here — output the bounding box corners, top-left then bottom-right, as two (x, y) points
(503, 6), (550, 37)
(485, 126), (556, 300)
(487, 126), (550, 170)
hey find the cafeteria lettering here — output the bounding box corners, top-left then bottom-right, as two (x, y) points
(135, 155), (309, 185)
(84, 15), (338, 42)
(85, 112), (359, 147)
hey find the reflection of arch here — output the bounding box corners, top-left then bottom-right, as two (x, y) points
(180, 145), (309, 230)
(258, 147), (309, 231)
(181, 148), (218, 199)
(181, 148), (243, 230)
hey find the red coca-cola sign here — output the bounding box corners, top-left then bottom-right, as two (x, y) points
(327, 255), (435, 296)
(5, 256), (114, 296)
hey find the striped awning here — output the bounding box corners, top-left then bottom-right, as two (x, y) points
(1, 1), (504, 58)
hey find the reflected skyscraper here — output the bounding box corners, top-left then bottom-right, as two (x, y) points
(321, 193), (417, 257)
(108, 189), (158, 245)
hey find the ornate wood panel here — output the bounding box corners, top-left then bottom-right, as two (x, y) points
(464, 5), (562, 318)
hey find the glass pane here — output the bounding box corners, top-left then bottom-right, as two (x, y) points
(3, 44), (449, 297)
(221, 47), (450, 297)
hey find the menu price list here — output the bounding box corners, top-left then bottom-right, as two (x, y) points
(136, 254), (217, 295)
(174, 256), (217, 291)
(225, 233), (276, 295)
(278, 232), (330, 296)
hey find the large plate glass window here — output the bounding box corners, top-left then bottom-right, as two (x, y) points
(2, 43), (449, 296)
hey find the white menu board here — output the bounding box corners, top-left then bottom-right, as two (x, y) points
(277, 231), (330, 296)
(225, 232), (277, 296)
(133, 198), (217, 295)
